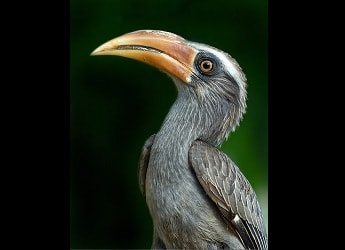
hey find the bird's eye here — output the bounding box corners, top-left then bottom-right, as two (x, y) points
(200, 60), (213, 72)
(196, 56), (217, 76)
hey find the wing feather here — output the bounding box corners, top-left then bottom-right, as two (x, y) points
(189, 140), (268, 249)
(138, 134), (156, 198)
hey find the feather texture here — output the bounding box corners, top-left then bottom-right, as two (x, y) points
(189, 140), (267, 249)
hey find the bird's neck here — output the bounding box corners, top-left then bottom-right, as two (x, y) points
(152, 87), (237, 162)
(149, 96), (199, 182)
(153, 94), (200, 155)
(148, 88), (239, 188)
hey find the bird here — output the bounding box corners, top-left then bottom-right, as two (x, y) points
(91, 30), (267, 249)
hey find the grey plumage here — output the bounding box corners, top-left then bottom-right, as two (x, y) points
(189, 141), (267, 249)
(92, 30), (267, 250)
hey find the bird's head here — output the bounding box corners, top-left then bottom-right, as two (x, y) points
(92, 30), (247, 145)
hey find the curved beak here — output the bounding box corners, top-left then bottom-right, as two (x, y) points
(91, 30), (197, 83)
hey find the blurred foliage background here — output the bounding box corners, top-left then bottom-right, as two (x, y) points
(70, 0), (267, 248)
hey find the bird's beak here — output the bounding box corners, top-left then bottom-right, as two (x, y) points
(91, 30), (197, 83)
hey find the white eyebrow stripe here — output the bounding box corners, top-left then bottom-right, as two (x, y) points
(190, 42), (243, 86)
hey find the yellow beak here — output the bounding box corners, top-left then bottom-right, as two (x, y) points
(91, 30), (197, 83)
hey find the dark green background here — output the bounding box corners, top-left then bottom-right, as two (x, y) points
(70, 0), (268, 248)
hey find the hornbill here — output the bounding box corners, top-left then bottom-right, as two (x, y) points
(91, 30), (267, 249)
